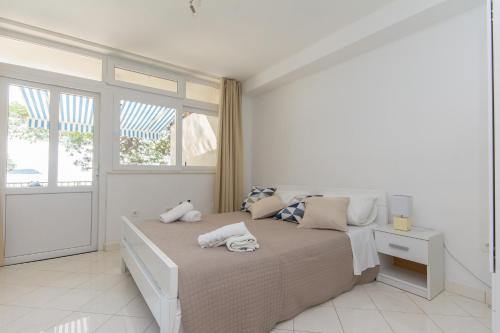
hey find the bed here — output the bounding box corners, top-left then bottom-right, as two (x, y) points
(120, 188), (387, 333)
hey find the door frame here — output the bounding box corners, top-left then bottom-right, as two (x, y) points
(0, 76), (101, 264)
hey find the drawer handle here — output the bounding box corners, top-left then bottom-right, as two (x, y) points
(388, 243), (409, 251)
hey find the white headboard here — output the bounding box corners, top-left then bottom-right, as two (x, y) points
(272, 185), (388, 225)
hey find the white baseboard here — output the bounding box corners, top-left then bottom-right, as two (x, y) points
(446, 280), (491, 305)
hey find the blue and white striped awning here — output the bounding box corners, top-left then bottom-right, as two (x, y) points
(20, 87), (94, 133)
(21, 87), (50, 129)
(120, 100), (176, 140)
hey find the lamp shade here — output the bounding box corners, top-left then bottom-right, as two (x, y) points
(390, 195), (413, 218)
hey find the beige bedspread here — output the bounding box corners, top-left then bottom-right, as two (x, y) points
(134, 211), (378, 333)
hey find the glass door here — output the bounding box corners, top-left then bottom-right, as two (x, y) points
(2, 79), (99, 264)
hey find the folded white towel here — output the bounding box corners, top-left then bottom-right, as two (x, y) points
(226, 233), (260, 252)
(198, 222), (250, 248)
(180, 210), (202, 222)
(160, 201), (194, 223)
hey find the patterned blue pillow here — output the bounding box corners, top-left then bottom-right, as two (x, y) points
(274, 195), (322, 223)
(241, 186), (277, 212)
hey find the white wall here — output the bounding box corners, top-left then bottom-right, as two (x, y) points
(105, 173), (214, 245)
(248, 6), (490, 293)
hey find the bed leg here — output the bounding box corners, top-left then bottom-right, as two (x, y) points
(121, 258), (129, 274)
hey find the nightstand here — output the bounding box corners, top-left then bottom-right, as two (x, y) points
(373, 224), (444, 300)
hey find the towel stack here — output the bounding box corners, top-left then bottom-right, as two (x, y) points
(198, 222), (260, 252)
(160, 200), (202, 223)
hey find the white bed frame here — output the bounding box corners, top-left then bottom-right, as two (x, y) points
(120, 188), (387, 333)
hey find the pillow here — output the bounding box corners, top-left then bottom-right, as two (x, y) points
(241, 186), (277, 212)
(274, 190), (310, 204)
(323, 194), (378, 226)
(346, 196), (378, 226)
(274, 194), (322, 223)
(298, 197), (349, 231)
(249, 196), (286, 219)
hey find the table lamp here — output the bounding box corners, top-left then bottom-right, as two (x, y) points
(390, 194), (413, 231)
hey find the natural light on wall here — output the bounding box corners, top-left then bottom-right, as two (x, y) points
(0, 36), (102, 81)
(114, 67), (178, 93)
(186, 81), (220, 104)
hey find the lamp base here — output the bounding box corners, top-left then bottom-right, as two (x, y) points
(393, 217), (412, 231)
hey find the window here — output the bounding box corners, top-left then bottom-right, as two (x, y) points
(119, 100), (176, 166)
(186, 81), (220, 104)
(0, 36), (102, 81)
(7, 84), (50, 188)
(114, 68), (178, 93)
(182, 111), (218, 167)
(57, 93), (95, 186)
(6, 84), (97, 188)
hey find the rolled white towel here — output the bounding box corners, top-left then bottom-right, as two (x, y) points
(226, 233), (260, 252)
(198, 222), (250, 248)
(180, 210), (202, 222)
(160, 201), (194, 223)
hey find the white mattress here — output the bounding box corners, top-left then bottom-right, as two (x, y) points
(346, 225), (380, 275)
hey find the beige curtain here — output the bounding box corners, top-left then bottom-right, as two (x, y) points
(214, 78), (243, 213)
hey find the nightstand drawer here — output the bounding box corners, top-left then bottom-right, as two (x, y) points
(375, 231), (428, 265)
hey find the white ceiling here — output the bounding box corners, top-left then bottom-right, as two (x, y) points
(0, 0), (394, 79)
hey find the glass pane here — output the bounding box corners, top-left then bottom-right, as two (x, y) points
(119, 100), (176, 166)
(0, 36), (102, 81)
(182, 111), (218, 167)
(186, 81), (220, 104)
(57, 93), (95, 187)
(6, 84), (50, 188)
(115, 68), (178, 93)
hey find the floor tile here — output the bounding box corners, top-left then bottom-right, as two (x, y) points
(75, 273), (127, 292)
(42, 272), (93, 289)
(117, 295), (153, 318)
(293, 305), (343, 333)
(430, 314), (490, 333)
(46, 288), (103, 311)
(333, 285), (377, 310)
(447, 294), (492, 318)
(45, 311), (111, 333)
(0, 284), (37, 304)
(79, 289), (138, 314)
(9, 286), (70, 308)
(364, 281), (405, 295)
(369, 290), (422, 313)
(408, 293), (469, 316)
(144, 321), (161, 333)
(0, 305), (32, 328)
(337, 308), (392, 333)
(382, 311), (442, 333)
(1, 308), (71, 333)
(476, 316), (492, 330)
(93, 315), (152, 333)
(273, 318), (293, 330)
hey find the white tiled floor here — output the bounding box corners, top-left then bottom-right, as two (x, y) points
(0, 250), (491, 333)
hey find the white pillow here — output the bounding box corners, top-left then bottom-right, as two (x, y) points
(346, 196), (377, 226)
(322, 194), (377, 226)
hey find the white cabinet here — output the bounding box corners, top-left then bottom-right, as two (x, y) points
(373, 225), (444, 300)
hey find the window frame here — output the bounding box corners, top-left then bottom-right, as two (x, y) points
(185, 76), (221, 109)
(107, 57), (185, 99)
(180, 105), (219, 172)
(0, 32), (104, 82)
(112, 89), (183, 171)
(3, 77), (100, 194)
